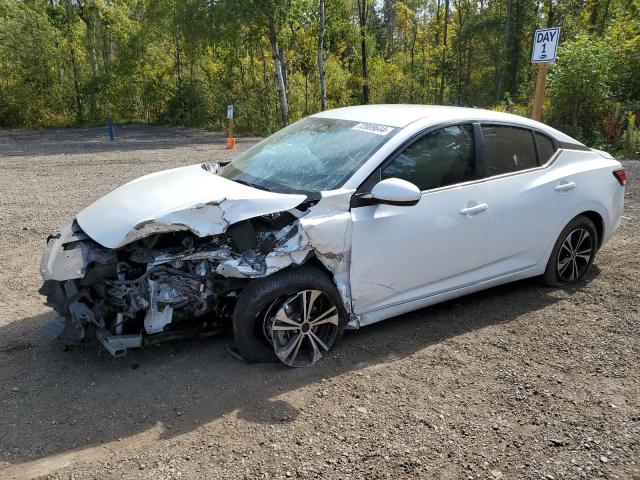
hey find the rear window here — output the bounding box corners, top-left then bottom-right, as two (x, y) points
(482, 125), (537, 176)
(535, 132), (557, 164)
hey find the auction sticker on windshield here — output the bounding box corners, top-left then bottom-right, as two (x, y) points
(351, 122), (395, 136)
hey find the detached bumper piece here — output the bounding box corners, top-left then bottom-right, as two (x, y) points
(96, 328), (142, 357)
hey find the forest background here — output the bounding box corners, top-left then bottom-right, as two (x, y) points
(1, 0), (639, 156)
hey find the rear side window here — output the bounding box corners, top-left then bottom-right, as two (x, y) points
(535, 132), (557, 164)
(381, 124), (476, 191)
(482, 125), (537, 176)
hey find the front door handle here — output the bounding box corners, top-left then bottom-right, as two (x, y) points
(555, 181), (576, 192)
(459, 203), (488, 216)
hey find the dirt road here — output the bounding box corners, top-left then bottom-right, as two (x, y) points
(0, 126), (638, 479)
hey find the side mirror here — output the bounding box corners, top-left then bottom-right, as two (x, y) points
(370, 178), (421, 206)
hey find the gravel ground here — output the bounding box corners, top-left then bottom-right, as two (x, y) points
(0, 126), (638, 480)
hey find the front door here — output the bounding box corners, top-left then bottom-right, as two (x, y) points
(349, 124), (491, 315)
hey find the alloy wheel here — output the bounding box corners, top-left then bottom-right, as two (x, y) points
(556, 227), (593, 283)
(264, 289), (340, 367)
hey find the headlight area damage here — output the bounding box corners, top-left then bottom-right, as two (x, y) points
(39, 187), (353, 358)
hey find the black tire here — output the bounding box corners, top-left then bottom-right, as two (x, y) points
(542, 215), (598, 287)
(232, 264), (348, 365)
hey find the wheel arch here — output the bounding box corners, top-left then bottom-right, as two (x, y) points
(579, 210), (604, 248)
(302, 254), (336, 281)
(301, 253), (354, 311)
(541, 206), (608, 269)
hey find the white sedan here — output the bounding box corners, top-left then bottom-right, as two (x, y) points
(40, 105), (626, 367)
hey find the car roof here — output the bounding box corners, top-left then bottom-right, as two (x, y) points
(311, 104), (581, 145)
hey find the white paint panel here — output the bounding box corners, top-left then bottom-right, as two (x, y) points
(349, 182), (491, 314)
(480, 156), (577, 276)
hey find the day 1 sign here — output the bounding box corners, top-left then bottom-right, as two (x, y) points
(531, 26), (560, 121)
(531, 27), (560, 63)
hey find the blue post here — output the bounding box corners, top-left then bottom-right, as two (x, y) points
(107, 117), (114, 141)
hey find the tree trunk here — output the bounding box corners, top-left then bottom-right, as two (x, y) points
(409, 19), (417, 103)
(258, 44), (272, 126)
(495, 0), (511, 102)
(546, 0), (555, 27)
(305, 72), (309, 113)
(466, 42), (472, 104)
(82, 25), (99, 121)
(598, 0), (610, 34)
(455, 0), (463, 105)
(589, 0), (599, 28)
(175, 33), (182, 87)
(357, 0), (370, 104)
(361, 36), (369, 104)
(69, 44), (83, 124)
(438, 0), (449, 104)
(435, 0), (441, 46)
(281, 47), (288, 91)
(317, 0), (327, 110)
(268, 2), (289, 124)
(384, 0), (396, 57)
(63, 0), (83, 124)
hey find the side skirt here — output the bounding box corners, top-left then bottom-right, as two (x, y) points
(352, 265), (542, 328)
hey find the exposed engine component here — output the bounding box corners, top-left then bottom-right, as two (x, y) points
(39, 210), (329, 356)
(143, 270), (209, 333)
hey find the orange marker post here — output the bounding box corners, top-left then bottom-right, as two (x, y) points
(226, 104), (235, 149)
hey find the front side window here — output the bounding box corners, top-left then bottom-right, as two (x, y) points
(218, 117), (397, 194)
(381, 124), (476, 191)
(482, 125), (537, 176)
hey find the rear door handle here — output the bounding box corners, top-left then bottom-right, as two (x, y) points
(555, 181), (576, 192)
(459, 203), (488, 216)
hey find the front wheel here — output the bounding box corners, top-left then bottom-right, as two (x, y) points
(232, 265), (348, 367)
(543, 215), (598, 287)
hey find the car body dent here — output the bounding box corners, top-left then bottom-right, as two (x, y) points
(215, 222), (312, 278)
(76, 164), (308, 249)
(159, 189), (357, 312)
(42, 178), (358, 325)
(298, 189), (355, 313)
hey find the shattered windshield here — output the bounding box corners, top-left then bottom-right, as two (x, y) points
(218, 117), (397, 193)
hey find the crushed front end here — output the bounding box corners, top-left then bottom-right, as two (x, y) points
(39, 212), (310, 357)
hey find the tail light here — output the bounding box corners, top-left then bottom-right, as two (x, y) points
(613, 169), (627, 186)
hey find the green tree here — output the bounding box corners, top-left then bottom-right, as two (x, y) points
(547, 35), (613, 142)
(0, 0), (638, 152)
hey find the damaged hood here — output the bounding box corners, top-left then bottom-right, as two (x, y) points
(76, 164), (307, 249)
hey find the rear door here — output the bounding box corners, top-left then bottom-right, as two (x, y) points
(479, 125), (571, 275)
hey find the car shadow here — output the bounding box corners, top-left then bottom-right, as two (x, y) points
(0, 269), (599, 465)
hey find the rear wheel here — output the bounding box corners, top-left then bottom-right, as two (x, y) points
(543, 215), (598, 287)
(232, 265), (347, 366)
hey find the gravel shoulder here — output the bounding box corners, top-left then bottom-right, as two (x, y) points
(0, 126), (638, 480)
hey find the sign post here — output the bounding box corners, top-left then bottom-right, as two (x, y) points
(226, 104), (235, 149)
(107, 117), (114, 141)
(531, 27), (560, 121)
